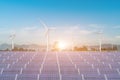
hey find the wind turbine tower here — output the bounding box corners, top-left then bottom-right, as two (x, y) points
(10, 33), (16, 51)
(96, 30), (103, 52)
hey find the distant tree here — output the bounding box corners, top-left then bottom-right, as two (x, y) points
(101, 48), (107, 51)
(74, 46), (79, 51)
(52, 41), (59, 51)
(113, 46), (117, 51)
(91, 48), (97, 51)
(82, 46), (88, 51)
(74, 46), (77, 51)
(5, 48), (9, 51)
(74, 46), (88, 51)
(13, 47), (19, 51)
(19, 48), (24, 51)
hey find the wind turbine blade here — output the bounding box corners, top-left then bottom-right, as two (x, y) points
(45, 29), (49, 36)
(40, 20), (48, 30)
(94, 30), (103, 34)
(99, 30), (103, 34)
(50, 27), (56, 30)
(9, 34), (15, 39)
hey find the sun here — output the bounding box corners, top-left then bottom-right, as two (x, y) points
(58, 41), (67, 50)
(53, 40), (68, 51)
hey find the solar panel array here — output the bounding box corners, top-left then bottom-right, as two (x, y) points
(0, 51), (120, 80)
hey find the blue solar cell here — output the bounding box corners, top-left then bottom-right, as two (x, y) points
(39, 76), (60, 80)
(17, 74), (38, 80)
(41, 70), (59, 75)
(62, 75), (82, 80)
(0, 64), (8, 68)
(79, 68), (97, 72)
(106, 74), (120, 80)
(39, 74), (60, 80)
(3, 60), (14, 64)
(61, 70), (78, 75)
(99, 69), (118, 75)
(22, 69), (40, 74)
(0, 74), (15, 80)
(84, 74), (105, 80)
(111, 65), (120, 69)
(2, 68), (21, 74)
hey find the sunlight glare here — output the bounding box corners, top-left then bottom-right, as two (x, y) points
(58, 41), (67, 50)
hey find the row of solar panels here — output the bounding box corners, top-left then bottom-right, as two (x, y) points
(0, 51), (120, 80)
(0, 74), (120, 80)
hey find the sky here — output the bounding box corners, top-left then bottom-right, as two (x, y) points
(0, 0), (120, 45)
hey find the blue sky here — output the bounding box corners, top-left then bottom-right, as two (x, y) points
(0, 0), (120, 45)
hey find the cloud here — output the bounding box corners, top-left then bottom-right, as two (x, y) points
(79, 30), (93, 35)
(89, 24), (99, 28)
(18, 26), (44, 37)
(113, 26), (120, 29)
(55, 24), (95, 36)
(2, 26), (45, 44)
(115, 36), (120, 39)
(1, 24), (115, 45)
(23, 26), (38, 31)
(88, 24), (104, 30)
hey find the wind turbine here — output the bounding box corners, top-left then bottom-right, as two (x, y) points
(10, 33), (16, 51)
(69, 26), (78, 51)
(114, 36), (120, 51)
(40, 20), (55, 52)
(95, 30), (103, 52)
(72, 27), (80, 51)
